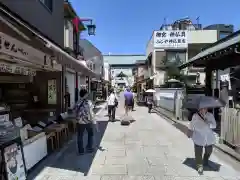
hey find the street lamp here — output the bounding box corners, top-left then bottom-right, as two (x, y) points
(80, 18), (96, 36)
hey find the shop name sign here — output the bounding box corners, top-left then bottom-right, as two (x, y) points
(154, 30), (188, 49)
(0, 62), (36, 76)
(0, 32), (53, 67)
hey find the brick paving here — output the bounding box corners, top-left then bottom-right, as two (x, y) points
(30, 95), (240, 180)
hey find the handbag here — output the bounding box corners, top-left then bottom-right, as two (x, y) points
(114, 97), (118, 107)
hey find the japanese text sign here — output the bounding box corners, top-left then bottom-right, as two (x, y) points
(154, 30), (188, 49)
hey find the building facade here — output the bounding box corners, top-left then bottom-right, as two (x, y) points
(79, 39), (104, 101)
(103, 55), (146, 88)
(0, 0), (64, 47)
(146, 18), (230, 86)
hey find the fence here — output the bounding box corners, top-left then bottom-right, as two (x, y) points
(221, 107), (240, 147)
(154, 88), (184, 120)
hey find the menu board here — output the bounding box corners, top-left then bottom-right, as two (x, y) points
(4, 143), (26, 180)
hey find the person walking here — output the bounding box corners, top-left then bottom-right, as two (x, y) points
(75, 89), (98, 155)
(107, 89), (118, 122)
(187, 108), (216, 174)
(131, 91), (135, 111)
(124, 87), (133, 116)
(147, 94), (153, 113)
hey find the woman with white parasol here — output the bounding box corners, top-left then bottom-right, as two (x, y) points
(145, 89), (156, 113)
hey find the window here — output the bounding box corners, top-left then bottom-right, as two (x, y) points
(219, 32), (230, 39)
(39, 0), (53, 12)
(166, 51), (186, 65)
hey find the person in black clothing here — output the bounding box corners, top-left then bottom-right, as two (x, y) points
(64, 86), (71, 111)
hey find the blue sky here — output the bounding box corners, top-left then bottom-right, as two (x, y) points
(70, 0), (239, 55)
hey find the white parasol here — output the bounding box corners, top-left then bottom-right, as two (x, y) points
(145, 89), (156, 93)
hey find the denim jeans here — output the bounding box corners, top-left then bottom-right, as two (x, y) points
(77, 123), (94, 153)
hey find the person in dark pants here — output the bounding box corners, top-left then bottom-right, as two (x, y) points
(74, 89), (97, 155)
(107, 89), (117, 121)
(187, 108), (216, 174)
(147, 94), (153, 113)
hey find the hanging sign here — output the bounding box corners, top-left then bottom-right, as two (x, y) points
(0, 32), (53, 68)
(154, 30), (188, 49)
(0, 62), (36, 76)
(48, 79), (57, 104)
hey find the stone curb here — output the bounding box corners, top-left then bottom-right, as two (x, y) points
(153, 107), (240, 163)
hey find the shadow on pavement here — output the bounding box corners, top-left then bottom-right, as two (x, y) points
(183, 157), (221, 171)
(172, 122), (189, 136)
(50, 120), (108, 176)
(27, 120), (108, 179)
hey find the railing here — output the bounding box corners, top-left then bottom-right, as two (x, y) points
(160, 24), (202, 31)
(221, 107), (240, 147)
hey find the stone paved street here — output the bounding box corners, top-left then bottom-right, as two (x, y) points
(31, 95), (240, 180)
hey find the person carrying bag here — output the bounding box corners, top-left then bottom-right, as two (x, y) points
(187, 108), (216, 175)
(74, 89), (98, 155)
(107, 88), (118, 122)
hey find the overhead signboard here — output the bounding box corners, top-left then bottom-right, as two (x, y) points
(154, 30), (188, 49)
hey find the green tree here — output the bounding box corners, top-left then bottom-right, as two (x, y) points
(163, 53), (185, 81)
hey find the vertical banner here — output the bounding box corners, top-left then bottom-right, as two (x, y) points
(48, 79), (57, 104)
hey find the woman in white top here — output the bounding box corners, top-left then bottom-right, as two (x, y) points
(107, 88), (118, 122)
(188, 108), (216, 174)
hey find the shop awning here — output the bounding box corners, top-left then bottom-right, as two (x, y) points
(0, 4), (98, 78)
(179, 30), (240, 69)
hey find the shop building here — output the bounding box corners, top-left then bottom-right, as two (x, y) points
(0, 0), (64, 47)
(179, 30), (240, 153)
(63, 1), (86, 109)
(134, 60), (148, 102)
(0, 2), (96, 179)
(79, 39), (104, 101)
(146, 18), (232, 87)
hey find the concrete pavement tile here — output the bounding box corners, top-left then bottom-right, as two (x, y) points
(104, 156), (147, 165)
(92, 155), (106, 165)
(37, 167), (78, 176)
(126, 147), (144, 157)
(90, 164), (127, 175)
(164, 177), (208, 180)
(74, 175), (101, 180)
(142, 147), (169, 157)
(104, 156), (128, 165)
(221, 176), (240, 180)
(47, 174), (77, 180)
(122, 176), (155, 180)
(101, 175), (126, 180)
(100, 142), (126, 149)
(32, 174), (51, 180)
(127, 164), (166, 176)
(96, 148), (126, 157)
(124, 140), (143, 146)
(164, 164), (198, 177)
(204, 177), (224, 180)
(146, 157), (169, 166)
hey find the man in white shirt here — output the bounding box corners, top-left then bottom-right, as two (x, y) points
(188, 108), (216, 174)
(107, 89), (118, 121)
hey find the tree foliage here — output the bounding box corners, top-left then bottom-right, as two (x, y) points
(162, 54), (185, 81)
